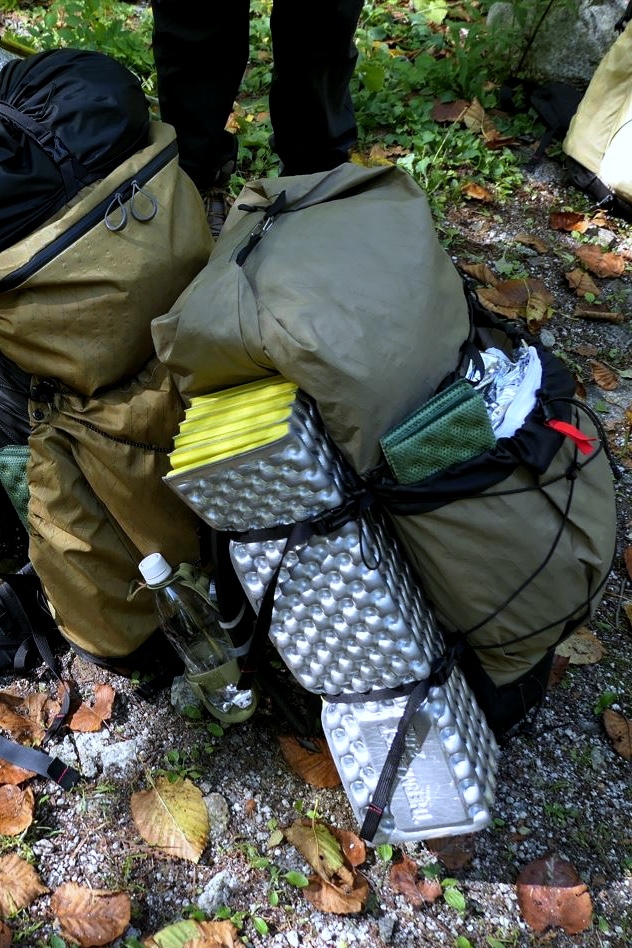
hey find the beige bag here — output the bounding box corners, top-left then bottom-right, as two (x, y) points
(0, 122), (212, 395)
(563, 19), (632, 209)
(0, 121), (212, 661)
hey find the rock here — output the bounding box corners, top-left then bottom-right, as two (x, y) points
(378, 913), (397, 942)
(204, 792), (230, 838)
(197, 870), (242, 914)
(487, 1), (621, 86)
(101, 738), (141, 776)
(70, 732), (111, 779)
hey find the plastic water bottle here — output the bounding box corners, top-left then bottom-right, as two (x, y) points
(138, 553), (257, 724)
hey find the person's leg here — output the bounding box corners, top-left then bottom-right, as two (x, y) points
(150, 0), (250, 188)
(269, 0), (363, 174)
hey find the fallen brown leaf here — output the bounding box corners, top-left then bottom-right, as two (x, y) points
(303, 870), (370, 914)
(624, 602), (632, 629)
(389, 855), (425, 908)
(0, 759), (35, 787)
(477, 278), (553, 324)
(462, 98), (502, 141)
(0, 693), (45, 746)
(590, 360), (619, 391)
(51, 883), (131, 947)
(588, 210), (610, 228)
(573, 305), (623, 324)
(576, 245), (625, 278)
(547, 654), (570, 689)
(425, 833), (477, 870)
(462, 182), (494, 202)
(555, 628), (605, 664)
(144, 919), (240, 948)
(0, 854), (48, 916)
(131, 777), (209, 863)
(388, 854), (442, 907)
(431, 99), (469, 123)
(525, 291), (552, 332)
(458, 261), (499, 286)
(623, 546), (632, 581)
(0, 921), (10, 948)
(328, 826), (366, 867)
(603, 708), (632, 760)
(277, 735), (341, 788)
(284, 819), (345, 881)
(0, 785), (35, 836)
(549, 211), (589, 233)
(68, 684), (115, 733)
(515, 232), (549, 253)
(0, 689), (64, 747)
(285, 818), (369, 914)
(516, 853), (593, 934)
(181, 919), (241, 947)
(574, 343), (600, 357)
(565, 268), (601, 298)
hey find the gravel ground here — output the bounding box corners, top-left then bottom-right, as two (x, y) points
(1, 156), (631, 948)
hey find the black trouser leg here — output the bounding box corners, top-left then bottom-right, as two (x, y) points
(150, 0), (250, 188)
(269, 0), (363, 173)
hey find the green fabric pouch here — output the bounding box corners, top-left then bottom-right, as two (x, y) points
(0, 445), (29, 528)
(380, 379), (496, 484)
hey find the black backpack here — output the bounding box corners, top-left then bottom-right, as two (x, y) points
(0, 46), (149, 252)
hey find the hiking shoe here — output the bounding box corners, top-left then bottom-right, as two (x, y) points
(202, 188), (231, 239)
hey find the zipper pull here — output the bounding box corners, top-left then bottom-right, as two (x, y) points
(235, 191), (287, 266)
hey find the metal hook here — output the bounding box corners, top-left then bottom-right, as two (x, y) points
(130, 181), (158, 222)
(104, 193), (128, 232)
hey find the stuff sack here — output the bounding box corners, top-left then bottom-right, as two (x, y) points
(0, 119), (212, 395)
(368, 300), (618, 737)
(563, 15), (632, 219)
(152, 163), (471, 476)
(0, 47), (150, 252)
(27, 357), (201, 665)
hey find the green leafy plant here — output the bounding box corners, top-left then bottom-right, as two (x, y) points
(214, 902), (271, 936)
(23, 0), (155, 88)
(594, 690), (619, 715)
(442, 877), (467, 913)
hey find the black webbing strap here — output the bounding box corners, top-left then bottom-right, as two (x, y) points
(0, 734), (80, 789)
(330, 644), (462, 843)
(0, 579), (78, 786)
(0, 101), (84, 200)
(236, 492), (374, 690)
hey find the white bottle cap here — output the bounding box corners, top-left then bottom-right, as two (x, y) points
(139, 553), (172, 586)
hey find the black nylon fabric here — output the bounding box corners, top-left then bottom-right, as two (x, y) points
(0, 351), (30, 447)
(0, 47), (149, 252)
